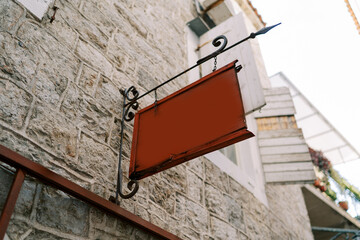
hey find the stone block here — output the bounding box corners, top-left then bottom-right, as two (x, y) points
(36, 186), (90, 237)
(150, 212), (168, 230)
(0, 127), (92, 190)
(64, 0), (81, 9)
(26, 102), (77, 158)
(91, 182), (108, 199)
(114, 3), (148, 38)
(244, 214), (262, 239)
(76, 39), (112, 77)
(185, 199), (208, 233)
(186, 157), (204, 179)
(136, 66), (157, 93)
(60, 83), (112, 143)
(135, 204), (150, 221)
(0, 167), (14, 212)
(34, 50), (79, 106)
(161, 165), (187, 195)
(6, 220), (31, 240)
(180, 226), (201, 240)
(95, 75), (122, 115)
(33, 66), (64, 106)
(130, 228), (152, 240)
(90, 207), (105, 229)
(17, 21), (79, 106)
(25, 228), (67, 240)
(166, 216), (181, 237)
(90, 229), (118, 240)
(56, 1), (109, 51)
(14, 180), (36, 217)
(81, 1), (115, 38)
(116, 218), (135, 237)
(0, 126), (55, 166)
(187, 169), (203, 204)
(0, 79), (32, 129)
(204, 159), (229, 193)
(119, 197), (136, 213)
(104, 214), (117, 232)
(0, 33), (37, 87)
(78, 64), (99, 95)
(111, 68), (134, 89)
(175, 192), (186, 222)
(224, 194), (245, 231)
(106, 32), (135, 72)
(148, 179), (175, 215)
(210, 216), (237, 240)
(205, 183), (227, 220)
(77, 133), (117, 184)
(44, 12), (77, 49)
(0, 1), (23, 32)
(149, 200), (167, 221)
(228, 177), (249, 207)
(110, 118), (133, 151)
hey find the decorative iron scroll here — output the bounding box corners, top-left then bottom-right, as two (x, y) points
(111, 23), (281, 201)
(112, 88), (140, 203)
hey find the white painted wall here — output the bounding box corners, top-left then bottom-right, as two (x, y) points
(18, 0), (54, 20)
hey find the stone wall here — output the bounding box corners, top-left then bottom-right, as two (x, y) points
(0, 0), (313, 239)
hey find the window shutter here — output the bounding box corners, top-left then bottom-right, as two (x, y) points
(256, 87), (316, 184)
(198, 13), (266, 114)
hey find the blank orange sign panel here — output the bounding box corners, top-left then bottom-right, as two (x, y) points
(129, 61), (254, 180)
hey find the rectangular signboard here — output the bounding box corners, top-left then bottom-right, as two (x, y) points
(129, 61), (254, 180)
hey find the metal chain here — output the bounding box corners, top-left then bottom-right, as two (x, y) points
(212, 56), (217, 72)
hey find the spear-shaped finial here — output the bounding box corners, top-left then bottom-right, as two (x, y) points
(250, 23), (281, 38)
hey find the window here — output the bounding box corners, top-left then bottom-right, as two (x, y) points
(219, 145), (238, 165)
(187, 8), (269, 205)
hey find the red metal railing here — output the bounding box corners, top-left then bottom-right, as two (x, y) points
(0, 145), (181, 240)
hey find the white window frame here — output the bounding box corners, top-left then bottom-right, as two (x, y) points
(186, 19), (268, 205)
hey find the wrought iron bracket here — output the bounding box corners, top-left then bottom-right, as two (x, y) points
(110, 87), (140, 204)
(111, 23), (280, 201)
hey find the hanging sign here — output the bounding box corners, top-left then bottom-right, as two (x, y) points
(129, 61), (254, 180)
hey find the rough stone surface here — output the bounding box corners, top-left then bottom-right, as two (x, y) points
(14, 180), (36, 217)
(0, 0), (314, 239)
(57, 1), (109, 51)
(60, 83), (112, 143)
(77, 133), (117, 185)
(187, 169), (203, 204)
(95, 75), (122, 115)
(17, 21), (79, 106)
(205, 159), (230, 193)
(36, 186), (90, 237)
(210, 216), (238, 240)
(0, 1), (23, 32)
(0, 168), (14, 212)
(26, 102), (78, 158)
(75, 39), (112, 76)
(0, 78), (32, 129)
(0, 32), (37, 87)
(77, 64), (99, 95)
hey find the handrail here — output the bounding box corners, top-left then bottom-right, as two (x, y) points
(0, 145), (181, 240)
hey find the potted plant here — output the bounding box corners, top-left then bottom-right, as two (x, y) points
(314, 178), (321, 188)
(338, 201), (349, 211)
(320, 185), (327, 192)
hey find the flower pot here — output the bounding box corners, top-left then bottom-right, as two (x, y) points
(320, 185), (327, 192)
(339, 201), (349, 211)
(314, 179), (321, 188)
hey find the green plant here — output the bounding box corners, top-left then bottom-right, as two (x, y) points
(309, 147), (360, 204)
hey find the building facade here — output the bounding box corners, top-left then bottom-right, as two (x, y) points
(1, 0), (315, 239)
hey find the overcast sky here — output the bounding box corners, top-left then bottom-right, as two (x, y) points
(250, 0), (360, 210)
